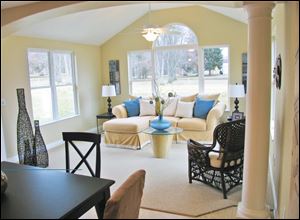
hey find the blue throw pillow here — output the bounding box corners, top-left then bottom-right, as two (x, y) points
(193, 98), (215, 119)
(123, 97), (141, 117)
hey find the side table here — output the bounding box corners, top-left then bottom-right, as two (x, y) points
(227, 115), (246, 122)
(142, 127), (183, 158)
(96, 113), (115, 134)
(227, 116), (233, 121)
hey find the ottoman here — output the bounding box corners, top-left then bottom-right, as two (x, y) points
(103, 116), (154, 149)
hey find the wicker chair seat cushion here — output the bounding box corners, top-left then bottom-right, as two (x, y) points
(209, 156), (242, 168)
(103, 116), (154, 133)
(177, 118), (206, 131)
(208, 142), (242, 168)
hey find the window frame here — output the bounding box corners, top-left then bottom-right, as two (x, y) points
(27, 48), (79, 125)
(127, 24), (230, 105)
(127, 49), (153, 96)
(152, 23), (200, 95)
(200, 44), (230, 110)
(152, 44), (201, 95)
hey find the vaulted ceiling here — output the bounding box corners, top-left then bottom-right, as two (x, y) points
(2, 1), (247, 46)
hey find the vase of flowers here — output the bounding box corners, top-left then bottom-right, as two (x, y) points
(150, 113), (171, 130)
(149, 81), (174, 130)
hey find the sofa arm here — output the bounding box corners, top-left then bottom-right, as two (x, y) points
(112, 104), (128, 118)
(206, 102), (226, 130)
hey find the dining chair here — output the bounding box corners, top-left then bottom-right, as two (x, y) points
(62, 132), (101, 178)
(103, 169), (146, 219)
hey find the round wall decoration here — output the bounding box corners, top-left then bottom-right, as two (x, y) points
(273, 54), (282, 89)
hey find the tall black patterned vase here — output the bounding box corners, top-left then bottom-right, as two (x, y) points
(16, 88), (35, 165)
(33, 120), (49, 167)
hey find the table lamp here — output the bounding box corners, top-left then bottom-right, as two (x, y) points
(102, 85), (116, 114)
(229, 83), (245, 113)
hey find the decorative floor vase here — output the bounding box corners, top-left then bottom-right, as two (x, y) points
(150, 115), (171, 130)
(1, 170), (8, 194)
(24, 139), (34, 165)
(16, 88), (35, 165)
(34, 120), (49, 168)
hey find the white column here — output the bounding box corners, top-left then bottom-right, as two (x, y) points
(237, 2), (275, 219)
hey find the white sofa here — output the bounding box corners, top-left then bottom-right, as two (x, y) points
(103, 93), (226, 150)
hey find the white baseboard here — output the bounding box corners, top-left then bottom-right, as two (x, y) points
(7, 127), (97, 162)
(268, 159), (278, 218)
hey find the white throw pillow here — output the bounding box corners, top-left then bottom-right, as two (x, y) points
(163, 97), (179, 116)
(139, 99), (155, 116)
(175, 101), (195, 118)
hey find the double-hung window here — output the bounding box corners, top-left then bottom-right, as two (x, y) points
(127, 50), (153, 97)
(202, 46), (229, 109)
(27, 49), (78, 125)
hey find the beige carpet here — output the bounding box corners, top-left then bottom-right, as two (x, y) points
(49, 142), (241, 218)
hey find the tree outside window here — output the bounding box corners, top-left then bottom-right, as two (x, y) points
(204, 48), (223, 75)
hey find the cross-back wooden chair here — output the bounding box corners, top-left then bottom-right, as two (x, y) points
(187, 118), (246, 199)
(62, 132), (101, 178)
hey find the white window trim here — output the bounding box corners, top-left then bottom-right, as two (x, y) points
(27, 48), (79, 125)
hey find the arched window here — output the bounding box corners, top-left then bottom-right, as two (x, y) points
(128, 23), (229, 108)
(154, 23), (198, 47)
(153, 23), (201, 96)
(128, 23), (201, 97)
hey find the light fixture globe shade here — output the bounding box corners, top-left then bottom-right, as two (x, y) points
(102, 85), (116, 97)
(229, 84), (245, 98)
(142, 28), (159, 42)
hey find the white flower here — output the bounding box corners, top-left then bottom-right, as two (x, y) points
(149, 80), (175, 116)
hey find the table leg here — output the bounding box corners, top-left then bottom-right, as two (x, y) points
(96, 118), (99, 134)
(151, 134), (173, 158)
(95, 188), (110, 219)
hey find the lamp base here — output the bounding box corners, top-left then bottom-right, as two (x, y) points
(234, 97), (240, 113)
(107, 97), (112, 114)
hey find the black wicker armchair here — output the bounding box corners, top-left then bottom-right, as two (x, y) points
(187, 118), (246, 199)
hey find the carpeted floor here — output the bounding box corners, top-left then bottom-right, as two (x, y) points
(48, 142), (241, 218)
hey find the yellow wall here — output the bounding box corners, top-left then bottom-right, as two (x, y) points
(100, 5), (248, 114)
(1, 36), (104, 158)
(270, 2), (299, 218)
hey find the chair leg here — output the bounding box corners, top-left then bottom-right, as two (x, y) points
(95, 189), (111, 219)
(221, 172), (227, 199)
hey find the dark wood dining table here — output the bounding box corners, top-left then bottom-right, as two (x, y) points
(1, 161), (115, 219)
